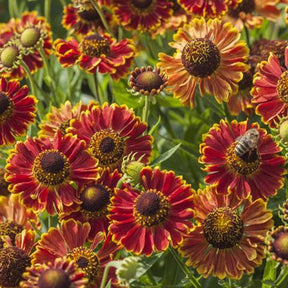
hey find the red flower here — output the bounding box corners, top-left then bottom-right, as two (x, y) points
(0, 11), (53, 80)
(178, 0), (240, 18)
(62, 3), (112, 36)
(199, 119), (285, 200)
(54, 33), (135, 80)
(251, 47), (288, 127)
(109, 167), (195, 256)
(113, 0), (172, 32)
(60, 168), (122, 240)
(69, 103), (153, 170)
(32, 219), (121, 287)
(5, 132), (98, 215)
(0, 77), (37, 145)
(21, 257), (88, 288)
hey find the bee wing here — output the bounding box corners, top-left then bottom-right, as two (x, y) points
(246, 137), (258, 148)
(236, 135), (243, 142)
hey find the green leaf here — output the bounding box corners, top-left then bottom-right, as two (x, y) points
(262, 259), (277, 288)
(104, 279), (111, 288)
(150, 143), (181, 166)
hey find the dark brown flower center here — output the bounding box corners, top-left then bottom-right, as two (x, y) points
(272, 231), (288, 260)
(0, 92), (14, 122)
(20, 27), (41, 48)
(66, 247), (99, 283)
(131, 0), (153, 9)
(39, 268), (71, 288)
(33, 150), (70, 186)
(226, 142), (260, 175)
(134, 189), (170, 227)
(0, 246), (31, 287)
(0, 168), (9, 196)
(238, 70), (253, 91)
(181, 38), (221, 78)
(80, 34), (110, 58)
(78, 8), (101, 22)
(89, 130), (125, 168)
(0, 45), (20, 68)
(0, 221), (23, 248)
(80, 184), (110, 215)
(277, 71), (288, 104)
(100, 137), (115, 153)
(41, 152), (65, 173)
(229, 0), (255, 18)
(203, 207), (244, 249)
(77, 256), (89, 268)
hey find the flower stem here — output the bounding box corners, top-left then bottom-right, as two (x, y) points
(21, 60), (37, 97)
(93, 72), (102, 104)
(88, 0), (113, 36)
(169, 247), (201, 288)
(21, 60), (45, 121)
(39, 47), (58, 105)
(244, 25), (250, 49)
(142, 96), (150, 127)
(44, 0), (51, 24)
(99, 262), (114, 288)
(8, 0), (19, 18)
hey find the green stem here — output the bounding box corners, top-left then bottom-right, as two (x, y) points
(39, 47), (58, 105)
(8, 0), (18, 18)
(244, 25), (250, 49)
(169, 247), (201, 288)
(44, 0), (51, 24)
(142, 95), (150, 127)
(93, 72), (102, 104)
(27, 219), (42, 238)
(21, 60), (37, 97)
(21, 60), (45, 121)
(99, 262), (114, 288)
(276, 265), (288, 287)
(88, 0), (113, 36)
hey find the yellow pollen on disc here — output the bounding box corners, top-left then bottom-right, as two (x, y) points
(134, 189), (170, 227)
(0, 92), (14, 122)
(203, 207), (244, 249)
(181, 38), (221, 78)
(80, 34), (110, 58)
(277, 70), (288, 103)
(226, 142), (260, 175)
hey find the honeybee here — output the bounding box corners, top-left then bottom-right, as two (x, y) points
(234, 128), (260, 158)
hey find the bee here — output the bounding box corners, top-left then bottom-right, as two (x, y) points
(234, 128), (260, 158)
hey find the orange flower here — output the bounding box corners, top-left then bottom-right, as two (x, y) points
(179, 186), (273, 279)
(158, 17), (249, 108)
(38, 100), (94, 139)
(226, 0), (288, 30)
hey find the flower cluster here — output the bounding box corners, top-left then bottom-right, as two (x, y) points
(1, 0), (288, 287)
